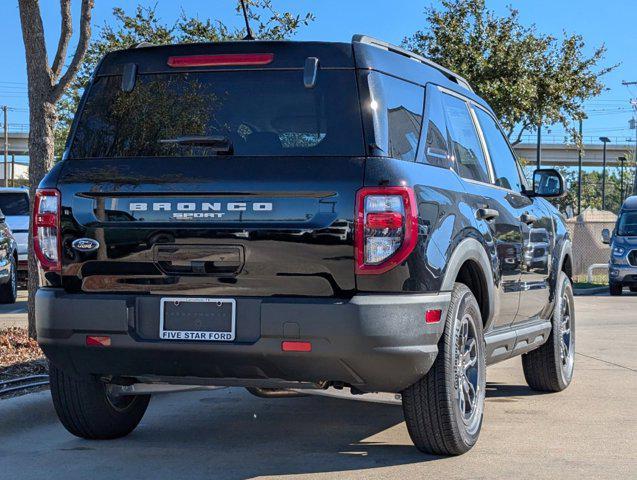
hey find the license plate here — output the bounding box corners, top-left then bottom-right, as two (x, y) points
(159, 298), (236, 342)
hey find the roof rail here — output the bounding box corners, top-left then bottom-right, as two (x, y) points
(351, 34), (474, 92)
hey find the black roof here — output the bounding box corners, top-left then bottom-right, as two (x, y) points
(95, 35), (486, 109)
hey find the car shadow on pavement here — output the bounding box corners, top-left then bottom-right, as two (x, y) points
(105, 389), (437, 478)
(486, 382), (548, 398)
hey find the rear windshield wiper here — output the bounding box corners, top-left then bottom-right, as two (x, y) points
(159, 135), (233, 154)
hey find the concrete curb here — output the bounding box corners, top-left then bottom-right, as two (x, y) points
(573, 286), (608, 296)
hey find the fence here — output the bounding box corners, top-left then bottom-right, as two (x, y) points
(565, 218), (614, 277)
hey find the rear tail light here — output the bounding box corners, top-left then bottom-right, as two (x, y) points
(167, 53), (274, 67)
(355, 187), (418, 274)
(33, 189), (61, 272)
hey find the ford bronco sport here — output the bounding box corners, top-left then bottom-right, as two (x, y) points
(36, 36), (574, 455)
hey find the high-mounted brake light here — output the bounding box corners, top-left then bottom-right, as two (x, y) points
(354, 186), (418, 274)
(33, 189), (61, 272)
(167, 53), (274, 68)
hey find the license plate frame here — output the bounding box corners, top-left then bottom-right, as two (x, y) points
(159, 297), (236, 342)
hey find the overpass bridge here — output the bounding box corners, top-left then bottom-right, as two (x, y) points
(513, 135), (635, 167)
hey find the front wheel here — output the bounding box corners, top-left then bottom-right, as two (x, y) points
(609, 282), (622, 296)
(522, 271), (575, 392)
(402, 283), (486, 455)
(0, 256), (17, 304)
(49, 362), (150, 439)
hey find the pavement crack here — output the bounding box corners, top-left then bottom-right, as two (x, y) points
(575, 352), (637, 373)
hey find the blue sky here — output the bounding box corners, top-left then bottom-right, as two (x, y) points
(1, 0), (636, 144)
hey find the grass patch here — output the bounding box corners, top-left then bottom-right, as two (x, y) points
(573, 273), (608, 289)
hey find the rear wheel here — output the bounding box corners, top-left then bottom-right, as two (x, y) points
(522, 271), (575, 392)
(49, 362), (150, 439)
(0, 256), (17, 304)
(609, 282), (623, 296)
(402, 283), (486, 455)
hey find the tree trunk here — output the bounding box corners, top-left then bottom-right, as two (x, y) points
(27, 101), (56, 338)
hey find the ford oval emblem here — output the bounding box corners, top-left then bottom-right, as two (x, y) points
(72, 238), (100, 252)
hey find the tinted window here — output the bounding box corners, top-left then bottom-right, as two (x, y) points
(70, 70), (364, 158)
(441, 93), (490, 183)
(367, 73), (424, 162)
(418, 86), (452, 168)
(617, 211), (637, 236)
(0, 193), (29, 215)
(474, 107), (523, 191)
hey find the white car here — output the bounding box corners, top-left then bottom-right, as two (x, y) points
(0, 188), (29, 271)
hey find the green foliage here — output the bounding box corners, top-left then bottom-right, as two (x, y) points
(54, 1), (314, 159)
(403, 0), (617, 146)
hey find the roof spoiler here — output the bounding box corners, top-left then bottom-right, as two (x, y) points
(352, 34), (474, 93)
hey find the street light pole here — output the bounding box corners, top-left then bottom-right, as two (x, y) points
(536, 121), (542, 169)
(577, 118), (583, 215)
(599, 137), (610, 211)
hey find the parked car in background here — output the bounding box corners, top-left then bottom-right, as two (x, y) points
(602, 195), (637, 295)
(0, 208), (18, 303)
(0, 188), (30, 273)
(525, 227), (550, 271)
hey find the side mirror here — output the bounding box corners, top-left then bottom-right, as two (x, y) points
(601, 228), (611, 244)
(527, 168), (565, 198)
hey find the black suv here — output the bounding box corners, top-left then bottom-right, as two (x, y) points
(36, 36), (574, 455)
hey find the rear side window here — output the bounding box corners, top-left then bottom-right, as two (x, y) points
(69, 70), (364, 158)
(441, 93), (490, 183)
(367, 72), (424, 162)
(0, 192), (29, 215)
(418, 85), (452, 168)
(473, 107), (523, 191)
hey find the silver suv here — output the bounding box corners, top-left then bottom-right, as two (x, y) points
(603, 195), (637, 295)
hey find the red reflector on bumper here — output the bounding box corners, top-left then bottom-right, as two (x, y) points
(281, 341), (312, 352)
(86, 336), (111, 347)
(425, 309), (442, 324)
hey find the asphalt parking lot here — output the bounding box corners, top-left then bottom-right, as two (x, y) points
(1, 292), (635, 480)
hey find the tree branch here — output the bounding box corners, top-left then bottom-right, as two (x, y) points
(510, 122), (531, 146)
(18, 0), (53, 96)
(51, 0), (73, 81)
(50, 0), (94, 103)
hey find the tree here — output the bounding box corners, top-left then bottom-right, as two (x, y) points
(19, 0), (95, 337)
(403, 0), (616, 145)
(55, 2), (314, 158)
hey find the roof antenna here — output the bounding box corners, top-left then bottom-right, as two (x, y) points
(240, 0), (255, 40)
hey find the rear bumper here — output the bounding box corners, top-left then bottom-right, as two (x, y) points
(36, 289), (450, 393)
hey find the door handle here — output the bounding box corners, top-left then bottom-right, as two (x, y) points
(520, 213), (537, 225)
(475, 208), (499, 221)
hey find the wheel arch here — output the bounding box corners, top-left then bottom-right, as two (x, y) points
(441, 237), (495, 330)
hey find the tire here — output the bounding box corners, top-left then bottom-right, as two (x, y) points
(402, 283), (486, 456)
(49, 362), (150, 439)
(609, 282), (623, 296)
(522, 271), (575, 392)
(0, 256), (17, 304)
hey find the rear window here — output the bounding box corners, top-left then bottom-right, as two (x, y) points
(69, 70), (364, 158)
(0, 192), (29, 215)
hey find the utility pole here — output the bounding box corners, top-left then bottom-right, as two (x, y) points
(619, 156), (626, 204)
(600, 136), (610, 211)
(536, 121), (542, 168)
(577, 118), (583, 215)
(2, 106), (7, 188)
